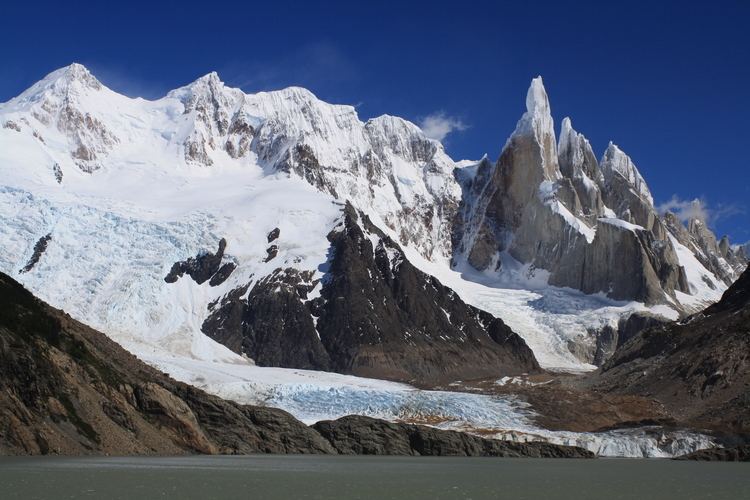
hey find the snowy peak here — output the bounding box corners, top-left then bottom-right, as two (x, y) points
(365, 114), (440, 164)
(168, 71), (239, 107)
(600, 142), (653, 206)
(1, 63), (103, 112)
(557, 117), (601, 182)
(525, 76), (551, 119)
(514, 76), (556, 148)
(167, 71), (250, 164)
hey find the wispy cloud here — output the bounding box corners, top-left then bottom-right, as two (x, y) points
(418, 111), (469, 142)
(223, 42), (359, 93)
(85, 63), (170, 100)
(656, 195), (744, 226)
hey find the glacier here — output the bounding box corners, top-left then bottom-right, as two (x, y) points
(0, 64), (741, 457)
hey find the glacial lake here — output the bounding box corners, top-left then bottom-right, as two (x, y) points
(1, 455), (748, 499)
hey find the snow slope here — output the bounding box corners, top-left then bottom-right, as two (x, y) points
(0, 65), (739, 457)
(0, 64), (732, 371)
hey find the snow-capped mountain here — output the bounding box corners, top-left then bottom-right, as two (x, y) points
(452, 77), (744, 307)
(0, 64), (745, 379)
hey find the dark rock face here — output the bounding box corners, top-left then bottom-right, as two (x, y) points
(164, 238), (234, 286)
(202, 203), (539, 385)
(593, 265), (750, 435)
(52, 163), (63, 184)
(0, 272), (589, 459)
(675, 445), (750, 462)
(591, 312), (670, 366)
(0, 272), (334, 456)
(19, 234), (52, 273)
(208, 262), (236, 287)
(267, 227), (280, 243)
(314, 204), (539, 383)
(264, 244), (278, 262)
(203, 268), (331, 370)
(313, 416), (595, 458)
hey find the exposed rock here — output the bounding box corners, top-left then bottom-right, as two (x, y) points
(552, 220), (688, 303)
(203, 268), (331, 370)
(313, 415), (595, 458)
(264, 244), (278, 262)
(615, 312), (669, 349)
(456, 78), (689, 305)
(202, 203), (539, 385)
(0, 271), (334, 456)
(3, 120), (21, 132)
(675, 445), (750, 462)
(557, 117), (605, 221)
(592, 264), (750, 435)
(663, 211), (747, 288)
(164, 238), (234, 285)
(208, 262), (236, 287)
(52, 163), (63, 183)
(19, 234), (52, 273)
(266, 227), (280, 243)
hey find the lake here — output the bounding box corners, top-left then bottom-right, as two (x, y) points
(1, 455), (748, 499)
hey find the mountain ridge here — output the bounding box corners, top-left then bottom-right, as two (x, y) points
(0, 63), (745, 377)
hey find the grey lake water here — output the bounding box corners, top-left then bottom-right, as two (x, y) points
(0, 455), (748, 500)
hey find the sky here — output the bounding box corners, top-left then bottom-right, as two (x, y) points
(1, 0), (748, 243)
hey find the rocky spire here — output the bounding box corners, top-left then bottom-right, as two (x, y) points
(510, 77), (559, 180)
(600, 143), (653, 206)
(557, 117), (605, 218)
(515, 77), (554, 138)
(558, 118), (600, 180)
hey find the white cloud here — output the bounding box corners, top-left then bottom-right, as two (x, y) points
(657, 195), (744, 226)
(418, 112), (468, 142)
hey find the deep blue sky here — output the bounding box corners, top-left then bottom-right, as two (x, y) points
(2, 0), (748, 243)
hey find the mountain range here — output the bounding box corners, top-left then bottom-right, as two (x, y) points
(0, 64), (747, 458)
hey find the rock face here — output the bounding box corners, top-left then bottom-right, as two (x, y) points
(675, 445), (750, 462)
(202, 203), (539, 385)
(19, 234), (52, 273)
(1, 63), (747, 383)
(454, 78), (693, 305)
(313, 415), (595, 458)
(168, 80), (461, 262)
(1, 64), (119, 173)
(663, 211), (747, 287)
(0, 272), (592, 458)
(0, 271), (334, 455)
(593, 264), (750, 435)
(164, 238), (236, 286)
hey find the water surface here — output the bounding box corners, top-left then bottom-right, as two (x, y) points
(1, 455), (748, 499)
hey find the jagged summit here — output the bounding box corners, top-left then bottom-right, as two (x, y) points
(514, 76), (555, 145)
(1, 63), (102, 111)
(600, 142), (654, 206)
(0, 65), (746, 376)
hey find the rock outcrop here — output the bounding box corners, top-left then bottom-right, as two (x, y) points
(19, 234), (52, 273)
(313, 415), (594, 458)
(454, 78), (692, 305)
(592, 264), (750, 435)
(663, 210), (747, 287)
(202, 203), (539, 385)
(1, 272), (591, 458)
(0, 271), (334, 455)
(164, 238), (236, 286)
(675, 445), (750, 462)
